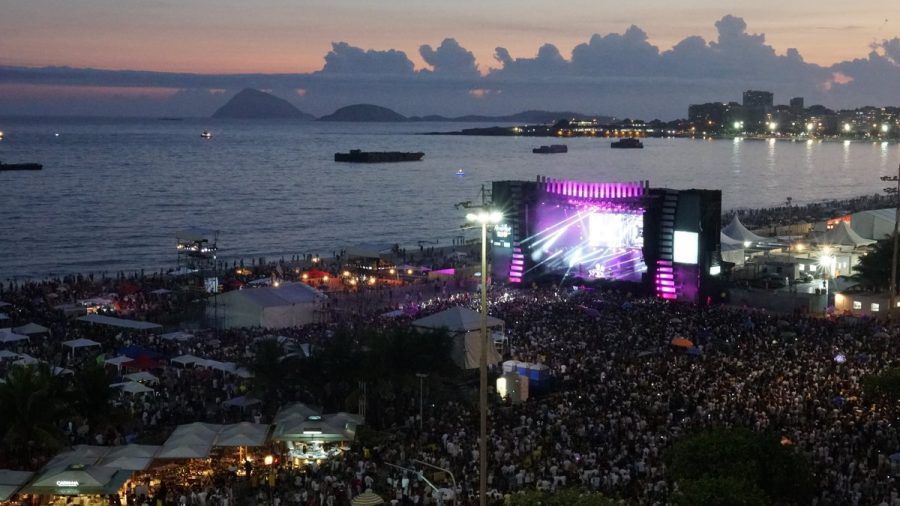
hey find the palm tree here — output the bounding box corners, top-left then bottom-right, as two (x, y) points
(71, 362), (115, 428)
(0, 365), (71, 468)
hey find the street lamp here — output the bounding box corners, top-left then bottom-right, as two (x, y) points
(882, 165), (900, 315)
(465, 209), (502, 506)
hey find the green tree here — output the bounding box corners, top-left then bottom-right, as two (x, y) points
(854, 237), (899, 291)
(507, 488), (616, 506)
(665, 428), (814, 505)
(0, 365), (71, 468)
(863, 367), (900, 403)
(71, 362), (114, 427)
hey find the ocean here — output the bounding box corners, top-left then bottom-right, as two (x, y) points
(0, 117), (897, 279)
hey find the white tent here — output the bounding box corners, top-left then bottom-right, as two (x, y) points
(156, 444), (212, 459)
(223, 396), (261, 409)
(850, 208), (897, 240)
(0, 469), (33, 501)
(12, 354), (40, 366)
(0, 350), (20, 360)
(24, 465), (131, 496)
(76, 314), (162, 331)
(62, 338), (101, 350)
(722, 215), (767, 245)
(43, 445), (110, 470)
(209, 282), (327, 329)
(124, 371), (158, 384)
(720, 232), (745, 266)
(97, 445), (161, 471)
(114, 381), (154, 395)
(817, 221), (877, 248)
(0, 331), (29, 344)
(158, 422), (221, 459)
(105, 355), (133, 370)
(214, 422), (269, 447)
(171, 354), (203, 367)
(12, 323), (49, 335)
(412, 307), (503, 369)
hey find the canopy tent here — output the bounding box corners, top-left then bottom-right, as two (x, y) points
(170, 354), (203, 367)
(124, 371), (158, 384)
(0, 301), (10, 308)
(97, 445), (160, 471)
(23, 465), (131, 496)
(62, 338), (101, 350)
(158, 423), (222, 459)
(720, 232), (746, 266)
(412, 307), (504, 369)
(816, 221), (877, 248)
(155, 444), (212, 459)
(0, 470), (33, 502)
(12, 323), (49, 335)
(160, 331), (194, 342)
(113, 381), (154, 395)
(0, 350), (21, 360)
(0, 331), (29, 344)
(43, 446), (110, 470)
(104, 355), (133, 370)
(76, 314), (162, 331)
(209, 282), (327, 329)
(722, 216), (767, 245)
(274, 402), (322, 425)
(117, 345), (164, 359)
(198, 359), (253, 378)
(12, 354), (40, 365)
(214, 422), (270, 447)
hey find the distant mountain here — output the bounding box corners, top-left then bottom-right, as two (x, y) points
(318, 104), (407, 122)
(212, 88), (314, 119)
(410, 110), (613, 124)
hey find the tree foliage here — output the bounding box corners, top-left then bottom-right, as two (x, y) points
(0, 365), (70, 468)
(854, 237), (899, 291)
(672, 476), (768, 506)
(863, 367), (900, 404)
(665, 428), (815, 505)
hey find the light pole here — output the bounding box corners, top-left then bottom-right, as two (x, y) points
(882, 164), (900, 316)
(465, 209), (502, 506)
(416, 372), (427, 430)
(413, 459), (458, 505)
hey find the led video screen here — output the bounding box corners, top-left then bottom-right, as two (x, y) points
(526, 204), (646, 281)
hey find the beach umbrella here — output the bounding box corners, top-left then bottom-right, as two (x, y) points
(351, 491), (385, 506)
(670, 337), (694, 348)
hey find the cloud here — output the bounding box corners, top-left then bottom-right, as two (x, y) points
(419, 38), (479, 77)
(0, 17), (898, 119)
(319, 42), (415, 76)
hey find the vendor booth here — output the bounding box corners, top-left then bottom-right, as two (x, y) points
(272, 403), (363, 466)
(412, 306), (503, 369)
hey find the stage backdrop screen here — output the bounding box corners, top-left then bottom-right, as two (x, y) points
(527, 203), (646, 282)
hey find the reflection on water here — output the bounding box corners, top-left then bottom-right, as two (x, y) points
(0, 118), (897, 278)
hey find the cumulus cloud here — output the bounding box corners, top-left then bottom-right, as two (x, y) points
(0, 16), (898, 118)
(319, 42), (415, 76)
(419, 38), (479, 77)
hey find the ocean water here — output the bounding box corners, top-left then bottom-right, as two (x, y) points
(0, 117), (898, 279)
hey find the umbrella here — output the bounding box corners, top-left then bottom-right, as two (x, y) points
(670, 337), (694, 348)
(351, 492), (384, 506)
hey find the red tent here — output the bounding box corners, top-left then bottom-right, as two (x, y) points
(306, 269), (332, 279)
(123, 355), (161, 371)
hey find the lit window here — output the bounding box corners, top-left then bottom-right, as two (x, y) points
(852, 301), (862, 310)
(872, 303), (880, 312)
(798, 264), (805, 272)
(896, 301), (900, 308)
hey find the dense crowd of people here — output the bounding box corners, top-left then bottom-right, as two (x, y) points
(724, 193), (895, 230)
(3, 268), (900, 505)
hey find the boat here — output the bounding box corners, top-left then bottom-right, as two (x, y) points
(610, 137), (643, 149)
(201, 130), (213, 139)
(334, 150), (425, 163)
(0, 162), (42, 171)
(456, 169), (465, 176)
(532, 144), (568, 154)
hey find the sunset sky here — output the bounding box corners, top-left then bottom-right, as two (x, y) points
(2, 0), (895, 73)
(1, 1), (899, 118)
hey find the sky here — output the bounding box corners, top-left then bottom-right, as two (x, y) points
(1, 0), (899, 118)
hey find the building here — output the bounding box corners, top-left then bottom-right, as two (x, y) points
(834, 291), (896, 317)
(743, 90), (774, 108)
(790, 97), (804, 114)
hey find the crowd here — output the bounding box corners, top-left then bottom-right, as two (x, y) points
(4, 269), (900, 505)
(724, 193), (895, 229)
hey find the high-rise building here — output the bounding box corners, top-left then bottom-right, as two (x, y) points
(743, 90), (774, 108)
(790, 97), (804, 113)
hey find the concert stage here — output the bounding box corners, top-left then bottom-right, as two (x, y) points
(491, 177), (722, 303)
